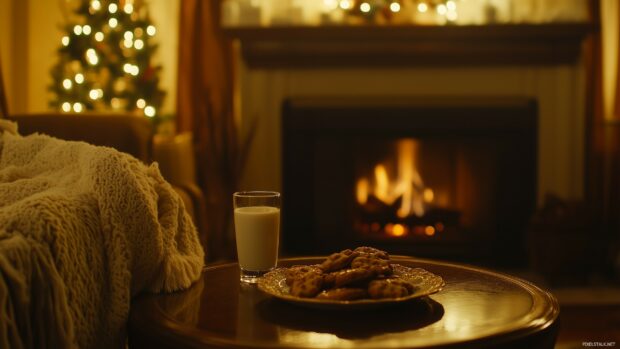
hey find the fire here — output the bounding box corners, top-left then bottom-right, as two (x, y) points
(355, 139), (432, 218)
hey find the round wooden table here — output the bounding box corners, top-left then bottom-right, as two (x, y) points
(128, 256), (559, 349)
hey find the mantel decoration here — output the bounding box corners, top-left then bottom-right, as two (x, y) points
(50, 0), (165, 118)
(221, 0), (589, 27)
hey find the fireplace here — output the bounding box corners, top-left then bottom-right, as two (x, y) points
(282, 97), (537, 267)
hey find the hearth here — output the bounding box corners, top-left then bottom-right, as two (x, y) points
(282, 97), (537, 267)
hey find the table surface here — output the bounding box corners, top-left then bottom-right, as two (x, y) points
(128, 256), (559, 349)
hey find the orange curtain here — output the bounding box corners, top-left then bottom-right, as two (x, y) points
(0, 57), (8, 118)
(177, 0), (238, 261)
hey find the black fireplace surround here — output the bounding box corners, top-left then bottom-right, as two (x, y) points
(282, 97), (537, 267)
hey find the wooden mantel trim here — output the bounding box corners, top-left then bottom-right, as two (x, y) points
(223, 23), (595, 68)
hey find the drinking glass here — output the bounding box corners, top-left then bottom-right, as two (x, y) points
(233, 191), (281, 283)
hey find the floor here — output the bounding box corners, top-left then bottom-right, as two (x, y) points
(552, 287), (620, 349)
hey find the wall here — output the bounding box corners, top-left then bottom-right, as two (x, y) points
(0, 0), (179, 115)
(238, 64), (586, 206)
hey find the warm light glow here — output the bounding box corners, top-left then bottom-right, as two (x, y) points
(82, 25), (92, 35)
(73, 25), (82, 35)
(109, 18), (118, 28)
(61, 102), (71, 112)
(124, 39), (133, 48)
(134, 39), (144, 50)
(108, 3), (118, 13)
(89, 89), (102, 100)
(146, 25), (156, 36)
(135, 27), (144, 37)
(423, 188), (434, 202)
(425, 225), (436, 236)
(360, 2), (371, 13)
(124, 3), (134, 14)
(111, 98), (121, 109)
(123, 63), (139, 76)
(75, 73), (84, 84)
(62, 79), (72, 90)
(417, 3), (428, 12)
(435, 222), (445, 232)
(124, 31), (134, 40)
(73, 103), (83, 113)
(446, 10), (458, 21)
(144, 106), (156, 117)
(86, 48), (99, 65)
(356, 178), (370, 204)
(391, 224), (407, 237)
(91, 0), (101, 11)
(95, 32), (104, 41)
(339, 0), (352, 10)
(437, 4), (447, 15)
(323, 0), (338, 11)
(447, 0), (457, 11)
(136, 98), (146, 108)
(389, 2), (401, 12)
(61, 36), (70, 46)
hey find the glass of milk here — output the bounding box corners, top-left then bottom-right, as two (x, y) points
(233, 191), (281, 283)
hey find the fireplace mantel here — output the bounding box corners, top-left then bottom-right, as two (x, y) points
(224, 23), (593, 68)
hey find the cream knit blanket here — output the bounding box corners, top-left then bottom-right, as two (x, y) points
(0, 120), (205, 348)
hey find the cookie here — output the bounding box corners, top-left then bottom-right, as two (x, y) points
(289, 271), (324, 298)
(368, 279), (410, 299)
(320, 249), (359, 272)
(354, 246), (389, 260)
(316, 288), (368, 300)
(285, 265), (323, 286)
(334, 268), (374, 288)
(351, 255), (393, 276)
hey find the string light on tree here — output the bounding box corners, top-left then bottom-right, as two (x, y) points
(50, 0), (165, 118)
(333, 0), (460, 23)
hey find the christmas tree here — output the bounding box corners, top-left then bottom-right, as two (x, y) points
(50, 0), (165, 118)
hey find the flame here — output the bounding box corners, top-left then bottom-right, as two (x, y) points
(357, 139), (432, 218)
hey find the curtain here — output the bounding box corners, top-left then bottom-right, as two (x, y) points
(176, 0), (239, 261)
(0, 57), (7, 118)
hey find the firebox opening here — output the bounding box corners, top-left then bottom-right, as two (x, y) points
(282, 97), (537, 268)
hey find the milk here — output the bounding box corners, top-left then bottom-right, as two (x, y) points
(234, 206), (280, 271)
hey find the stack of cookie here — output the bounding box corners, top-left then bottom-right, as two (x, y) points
(284, 247), (417, 300)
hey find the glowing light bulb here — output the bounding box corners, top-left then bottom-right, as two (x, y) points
(124, 31), (133, 40)
(109, 18), (118, 28)
(447, 0), (456, 11)
(86, 48), (99, 65)
(82, 25), (92, 35)
(417, 3), (428, 12)
(144, 106), (156, 117)
(89, 89), (99, 100)
(108, 3), (118, 13)
(360, 2), (371, 12)
(339, 0), (352, 10)
(124, 3), (134, 14)
(447, 10), (458, 21)
(62, 79), (72, 90)
(75, 73), (84, 84)
(124, 39), (133, 48)
(134, 39), (144, 50)
(61, 102), (71, 112)
(136, 98), (146, 108)
(73, 103), (83, 113)
(73, 25), (82, 35)
(437, 4), (447, 15)
(389, 2), (401, 12)
(146, 25), (156, 36)
(131, 65), (139, 76)
(95, 32), (104, 42)
(61, 36), (70, 46)
(123, 63), (132, 73)
(91, 0), (101, 11)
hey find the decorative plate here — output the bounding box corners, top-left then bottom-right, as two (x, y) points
(257, 264), (445, 310)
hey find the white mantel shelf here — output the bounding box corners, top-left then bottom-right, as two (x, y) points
(223, 23), (594, 68)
